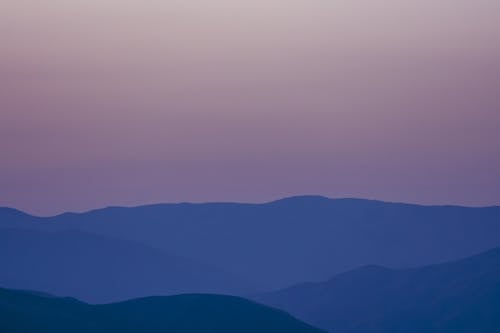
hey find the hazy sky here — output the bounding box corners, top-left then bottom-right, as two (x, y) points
(1, 0), (500, 215)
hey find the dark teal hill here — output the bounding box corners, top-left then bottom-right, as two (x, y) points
(0, 289), (325, 333)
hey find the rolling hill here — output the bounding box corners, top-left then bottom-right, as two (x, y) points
(0, 288), (325, 333)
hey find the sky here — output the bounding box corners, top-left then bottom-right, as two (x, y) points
(1, 0), (500, 215)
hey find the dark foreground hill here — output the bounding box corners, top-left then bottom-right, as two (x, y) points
(0, 229), (250, 303)
(0, 289), (325, 333)
(2, 196), (500, 292)
(256, 246), (500, 333)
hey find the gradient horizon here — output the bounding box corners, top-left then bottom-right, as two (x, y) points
(1, 0), (500, 215)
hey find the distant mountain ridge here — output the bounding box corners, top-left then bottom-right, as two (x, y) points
(0, 288), (325, 333)
(4, 195), (498, 219)
(256, 245), (500, 333)
(2, 196), (500, 295)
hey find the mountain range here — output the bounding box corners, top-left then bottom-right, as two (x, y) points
(2, 196), (500, 298)
(1, 196), (500, 332)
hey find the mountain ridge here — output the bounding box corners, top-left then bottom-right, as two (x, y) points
(0, 196), (500, 296)
(3, 196), (500, 218)
(256, 245), (500, 333)
(2, 195), (500, 295)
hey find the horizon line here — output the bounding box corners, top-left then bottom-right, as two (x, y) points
(2, 195), (499, 219)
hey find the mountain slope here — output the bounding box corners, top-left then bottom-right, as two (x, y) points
(2, 196), (500, 289)
(256, 246), (500, 333)
(0, 288), (325, 333)
(0, 229), (250, 303)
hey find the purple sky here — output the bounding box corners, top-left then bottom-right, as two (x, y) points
(1, 0), (500, 215)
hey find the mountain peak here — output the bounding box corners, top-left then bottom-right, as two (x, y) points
(268, 195), (332, 205)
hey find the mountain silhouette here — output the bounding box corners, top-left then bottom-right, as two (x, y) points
(0, 229), (251, 303)
(2, 196), (500, 292)
(0, 288), (325, 333)
(256, 246), (500, 333)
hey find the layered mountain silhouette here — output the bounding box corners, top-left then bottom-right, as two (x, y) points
(0, 229), (251, 303)
(0, 288), (325, 333)
(2, 196), (499, 293)
(256, 246), (500, 333)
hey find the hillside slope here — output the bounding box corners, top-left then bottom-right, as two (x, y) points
(0, 289), (325, 333)
(257, 246), (500, 333)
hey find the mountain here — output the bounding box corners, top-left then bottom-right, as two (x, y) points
(256, 246), (500, 333)
(0, 229), (251, 303)
(0, 288), (325, 333)
(2, 196), (500, 290)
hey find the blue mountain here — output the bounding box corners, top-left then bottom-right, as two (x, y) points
(2, 196), (500, 298)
